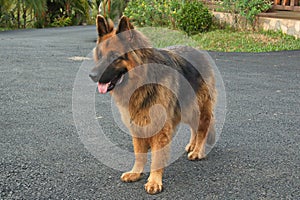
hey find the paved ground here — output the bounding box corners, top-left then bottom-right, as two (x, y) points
(0, 26), (299, 199)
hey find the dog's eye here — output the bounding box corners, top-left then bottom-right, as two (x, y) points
(94, 47), (103, 61)
(114, 57), (125, 64)
(108, 51), (121, 63)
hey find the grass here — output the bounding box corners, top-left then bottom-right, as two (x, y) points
(139, 27), (300, 52)
(139, 27), (199, 48)
(2, 24), (299, 52)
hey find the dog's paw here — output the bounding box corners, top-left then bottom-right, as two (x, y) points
(121, 172), (142, 182)
(188, 150), (206, 161)
(185, 143), (195, 153)
(144, 181), (163, 195)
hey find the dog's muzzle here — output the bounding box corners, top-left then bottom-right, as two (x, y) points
(89, 71), (99, 83)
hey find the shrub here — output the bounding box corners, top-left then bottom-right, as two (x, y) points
(51, 16), (72, 27)
(34, 19), (45, 28)
(124, 0), (171, 27)
(124, 0), (213, 35)
(0, 11), (16, 29)
(175, 1), (213, 35)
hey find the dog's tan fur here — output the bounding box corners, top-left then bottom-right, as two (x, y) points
(91, 15), (217, 194)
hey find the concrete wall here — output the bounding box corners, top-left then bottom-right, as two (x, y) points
(213, 11), (300, 39)
(259, 17), (300, 38)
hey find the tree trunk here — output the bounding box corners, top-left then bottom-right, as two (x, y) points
(66, 1), (71, 17)
(17, 0), (21, 29)
(23, 0), (27, 28)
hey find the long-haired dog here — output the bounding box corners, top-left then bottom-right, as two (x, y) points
(89, 15), (217, 194)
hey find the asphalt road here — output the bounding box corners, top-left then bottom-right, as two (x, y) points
(0, 26), (299, 199)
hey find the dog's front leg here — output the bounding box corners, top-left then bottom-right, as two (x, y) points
(121, 137), (148, 182)
(145, 131), (171, 195)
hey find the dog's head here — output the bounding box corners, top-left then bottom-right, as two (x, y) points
(89, 15), (149, 94)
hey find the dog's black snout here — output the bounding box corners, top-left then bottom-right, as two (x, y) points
(89, 71), (99, 83)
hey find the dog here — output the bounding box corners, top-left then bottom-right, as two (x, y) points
(89, 15), (217, 195)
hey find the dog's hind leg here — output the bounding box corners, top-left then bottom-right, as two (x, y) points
(185, 122), (215, 154)
(121, 137), (148, 182)
(187, 101), (214, 160)
(206, 122), (216, 146)
(185, 129), (196, 153)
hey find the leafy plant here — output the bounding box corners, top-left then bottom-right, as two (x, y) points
(0, 0), (93, 29)
(175, 0), (212, 35)
(221, 0), (272, 28)
(124, 0), (170, 27)
(124, 0), (212, 35)
(51, 16), (72, 27)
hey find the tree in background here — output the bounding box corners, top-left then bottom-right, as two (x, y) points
(22, 0), (47, 28)
(0, 0), (93, 29)
(91, 0), (128, 22)
(0, 0), (130, 29)
(0, 0), (15, 28)
(47, 0), (92, 27)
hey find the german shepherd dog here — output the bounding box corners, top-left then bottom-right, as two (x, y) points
(89, 15), (217, 194)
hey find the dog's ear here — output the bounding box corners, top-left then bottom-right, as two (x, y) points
(96, 15), (114, 37)
(117, 16), (134, 33)
(116, 16), (134, 41)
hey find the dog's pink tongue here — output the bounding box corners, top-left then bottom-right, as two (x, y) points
(98, 82), (109, 94)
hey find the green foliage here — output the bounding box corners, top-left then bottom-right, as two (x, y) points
(34, 18), (46, 28)
(124, 0), (212, 35)
(175, 1), (212, 35)
(109, 0), (127, 21)
(139, 27), (199, 48)
(51, 16), (72, 27)
(139, 26), (300, 52)
(0, 0), (93, 29)
(192, 28), (300, 52)
(124, 0), (172, 27)
(0, 0), (17, 28)
(221, 0), (272, 25)
(0, 11), (16, 29)
(88, 0), (127, 25)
